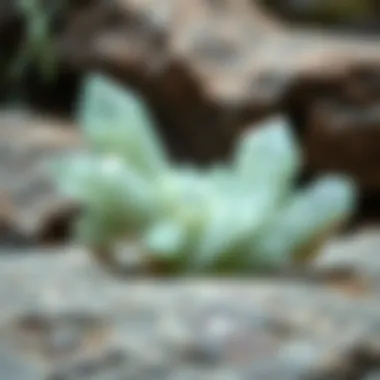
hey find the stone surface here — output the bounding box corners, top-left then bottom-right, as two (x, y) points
(365, 372), (380, 380)
(0, 110), (82, 244)
(303, 89), (380, 192)
(1, 0), (380, 194)
(2, 0), (380, 191)
(259, 0), (380, 30)
(57, 0), (380, 173)
(0, 348), (47, 380)
(314, 226), (380, 293)
(0, 242), (378, 379)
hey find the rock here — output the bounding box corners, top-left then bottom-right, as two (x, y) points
(49, 347), (130, 380)
(2, 0), (380, 193)
(0, 110), (82, 244)
(56, 0), (380, 170)
(0, 347), (47, 380)
(2, 0), (380, 194)
(302, 69), (380, 192)
(0, 247), (378, 379)
(260, 0), (380, 30)
(365, 372), (380, 380)
(314, 227), (380, 293)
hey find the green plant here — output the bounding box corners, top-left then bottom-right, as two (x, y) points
(53, 73), (357, 274)
(11, 0), (64, 83)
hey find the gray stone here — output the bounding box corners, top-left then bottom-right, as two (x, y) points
(0, 110), (82, 242)
(0, 347), (46, 380)
(0, 247), (378, 378)
(364, 372), (380, 380)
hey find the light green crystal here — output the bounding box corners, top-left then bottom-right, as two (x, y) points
(52, 73), (358, 273)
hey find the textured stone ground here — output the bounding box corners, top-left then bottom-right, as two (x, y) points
(0, 227), (379, 380)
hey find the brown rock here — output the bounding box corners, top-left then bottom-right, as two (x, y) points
(0, 110), (83, 244)
(3, 0), (380, 191)
(58, 0), (380, 168)
(303, 71), (380, 192)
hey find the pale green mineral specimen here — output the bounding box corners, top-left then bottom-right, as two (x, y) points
(52, 72), (358, 273)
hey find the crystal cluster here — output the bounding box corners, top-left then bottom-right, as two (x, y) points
(53, 73), (357, 273)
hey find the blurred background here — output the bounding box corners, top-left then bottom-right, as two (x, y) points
(1, 0), (380, 379)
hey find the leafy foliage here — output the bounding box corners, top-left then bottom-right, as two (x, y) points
(12, 0), (65, 83)
(53, 73), (357, 273)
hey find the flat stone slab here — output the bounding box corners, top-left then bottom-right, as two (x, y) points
(0, 243), (379, 379)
